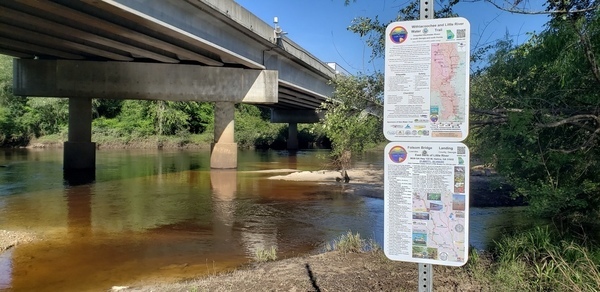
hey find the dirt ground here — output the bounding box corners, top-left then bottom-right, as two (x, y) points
(120, 250), (490, 292)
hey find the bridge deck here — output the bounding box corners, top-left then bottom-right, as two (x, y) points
(0, 0), (334, 110)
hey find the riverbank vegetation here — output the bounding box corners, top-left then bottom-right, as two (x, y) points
(0, 54), (327, 149)
(343, 0), (600, 290)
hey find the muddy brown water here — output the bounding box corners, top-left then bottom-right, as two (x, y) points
(0, 148), (527, 291)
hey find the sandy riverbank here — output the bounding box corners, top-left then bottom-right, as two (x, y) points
(0, 230), (39, 253)
(118, 249), (490, 292)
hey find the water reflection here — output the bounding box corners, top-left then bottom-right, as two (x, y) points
(470, 206), (530, 249)
(66, 184), (93, 237)
(63, 169), (95, 186)
(0, 249), (12, 290)
(0, 148), (528, 291)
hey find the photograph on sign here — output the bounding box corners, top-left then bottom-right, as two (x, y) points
(383, 17), (470, 142)
(383, 141), (469, 266)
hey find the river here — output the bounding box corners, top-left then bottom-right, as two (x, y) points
(0, 148), (528, 291)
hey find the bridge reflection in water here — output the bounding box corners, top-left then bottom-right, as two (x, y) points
(0, 149), (385, 291)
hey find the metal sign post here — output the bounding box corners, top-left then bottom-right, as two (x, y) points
(420, 0), (434, 19)
(419, 263), (433, 292)
(419, 1), (434, 290)
(383, 0), (471, 291)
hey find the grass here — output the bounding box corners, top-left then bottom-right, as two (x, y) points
(254, 246), (278, 262)
(487, 226), (600, 291)
(325, 231), (366, 253)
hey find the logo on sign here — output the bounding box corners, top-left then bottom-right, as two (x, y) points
(389, 26), (408, 44)
(388, 146), (408, 163)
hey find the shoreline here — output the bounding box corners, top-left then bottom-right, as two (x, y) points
(0, 230), (39, 253)
(118, 249), (490, 292)
(262, 167), (519, 207)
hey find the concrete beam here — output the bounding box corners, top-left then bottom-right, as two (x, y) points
(270, 109), (323, 124)
(13, 59), (278, 103)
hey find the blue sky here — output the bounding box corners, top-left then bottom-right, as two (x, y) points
(235, 0), (549, 75)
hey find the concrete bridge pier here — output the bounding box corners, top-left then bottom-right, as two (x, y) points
(14, 59), (278, 171)
(211, 102), (237, 169)
(271, 109), (323, 151)
(287, 123), (298, 150)
(64, 97), (96, 184)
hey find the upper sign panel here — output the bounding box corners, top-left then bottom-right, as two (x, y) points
(384, 17), (470, 142)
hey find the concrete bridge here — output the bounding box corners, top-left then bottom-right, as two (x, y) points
(0, 0), (337, 171)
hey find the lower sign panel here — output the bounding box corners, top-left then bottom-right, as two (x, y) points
(384, 141), (469, 266)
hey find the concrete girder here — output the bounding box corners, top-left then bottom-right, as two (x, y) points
(10, 0), (222, 65)
(0, 23), (134, 62)
(13, 59), (278, 103)
(0, 6), (174, 64)
(270, 109), (324, 124)
(80, 0), (253, 68)
(265, 52), (333, 99)
(0, 36), (84, 60)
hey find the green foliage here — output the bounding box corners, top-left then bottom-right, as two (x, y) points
(93, 99), (122, 118)
(319, 74), (384, 170)
(22, 98), (69, 137)
(92, 100), (215, 140)
(471, 10), (600, 222)
(0, 55), (29, 146)
(491, 226), (600, 291)
(234, 104), (285, 149)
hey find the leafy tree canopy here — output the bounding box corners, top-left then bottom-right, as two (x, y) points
(471, 7), (600, 222)
(319, 73), (385, 171)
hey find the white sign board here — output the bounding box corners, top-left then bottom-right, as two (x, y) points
(384, 18), (470, 141)
(384, 141), (469, 266)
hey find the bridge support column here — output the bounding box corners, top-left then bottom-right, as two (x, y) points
(287, 123), (298, 150)
(64, 97), (96, 177)
(211, 102), (237, 169)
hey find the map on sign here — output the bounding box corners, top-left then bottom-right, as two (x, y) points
(384, 142), (470, 266)
(383, 17), (470, 141)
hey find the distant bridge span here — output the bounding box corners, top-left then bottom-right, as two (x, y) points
(0, 0), (338, 171)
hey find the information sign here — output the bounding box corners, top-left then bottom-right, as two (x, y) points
(384, 141), (469, 266)
(384, 18), (470, 141)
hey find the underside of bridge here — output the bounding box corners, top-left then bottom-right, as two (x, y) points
(1, 0), (336, 172)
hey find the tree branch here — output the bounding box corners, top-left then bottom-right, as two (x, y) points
(537, 114), (600, 128)
(571, 21), (600, 85)
(477, 0), (600, 15)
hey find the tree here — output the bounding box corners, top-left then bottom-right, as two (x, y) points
(470, 6), (600, 222)
(0, 54), (28, 146)
(342, 0), (600, 222)
(345, 0), (459, 60)
(319, 73), (385, 177)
